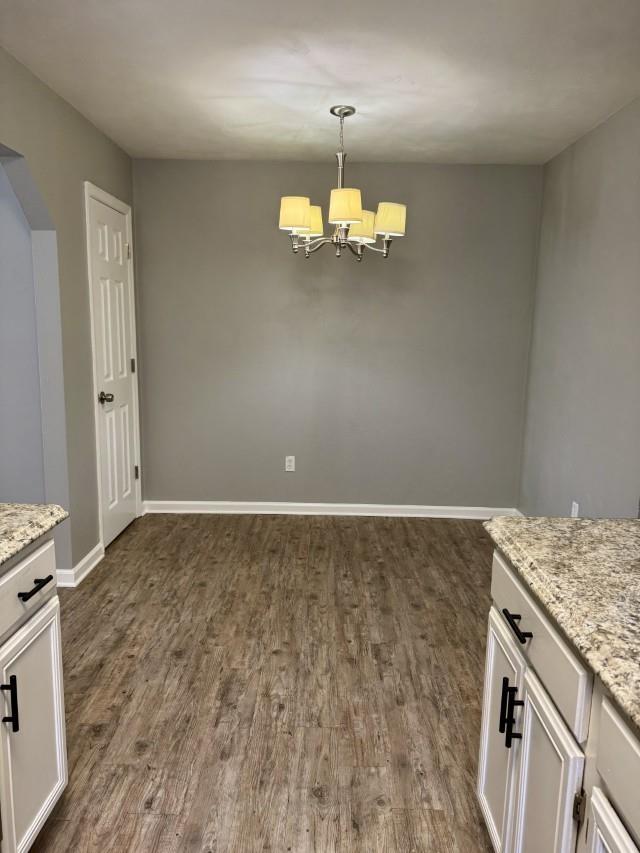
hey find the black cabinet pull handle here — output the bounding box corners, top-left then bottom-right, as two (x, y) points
(1, 675), (19, 733)
(499, 676), (510, 734)
(504, 685), (523, 749)
(502, 608), (533, 645)
(17, 575), (54, 602)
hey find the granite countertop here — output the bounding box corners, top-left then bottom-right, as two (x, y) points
(485, 516), (640, 732)
(0, 503), (68, 566)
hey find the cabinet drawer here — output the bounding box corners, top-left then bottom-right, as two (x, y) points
(597, 698), (640, 842)
(491, 549), (592, 743)
(0, 540), (57, 641)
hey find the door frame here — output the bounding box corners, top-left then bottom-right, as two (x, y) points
(84, 181), (142, 548)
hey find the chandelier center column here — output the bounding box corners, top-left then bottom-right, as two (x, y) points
(336, 151), (346, 189)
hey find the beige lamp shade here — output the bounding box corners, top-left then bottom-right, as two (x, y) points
(347, 210), (376, 244)
(307, 205), (324, 237)
(374, 202), (406, 237)
(279, 196), (311, 232)
(328, 188), (362, 224)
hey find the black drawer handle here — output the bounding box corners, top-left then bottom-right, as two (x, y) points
(499, 676), (510, 734)
(1, 675), (19, 733)
(17, 575), (54, 602)
(502, 608), (533, 644)
(504, 684), (523, 749)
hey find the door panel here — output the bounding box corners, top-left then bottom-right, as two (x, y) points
(88, 195), (138, 545)
(513, 669), (584, 853)
(478, 606), (526, 852)
(596, 699), (640, 841)
(587, 788), (639, 853)
(0, 597), (67, 853)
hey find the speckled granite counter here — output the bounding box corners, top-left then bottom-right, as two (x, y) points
(485, 516), (640, 732)
(0, 503), (68, 566)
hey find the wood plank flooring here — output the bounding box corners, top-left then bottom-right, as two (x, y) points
(32, 514), (494, 852)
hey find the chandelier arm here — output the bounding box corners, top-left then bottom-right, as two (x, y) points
(305, 237), (331, 249)
(364, 237), (392, 258)
(304, 238), (333, 255)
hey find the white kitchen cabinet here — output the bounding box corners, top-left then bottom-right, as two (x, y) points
(0, 596), (67, 853)
(481, 546), (640, 853)
(587, 788), (639, 853)
(478, 606), (526, 852)
(511, 669), (584, 853)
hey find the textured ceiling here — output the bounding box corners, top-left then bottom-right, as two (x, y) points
(2, 0), (640, 163)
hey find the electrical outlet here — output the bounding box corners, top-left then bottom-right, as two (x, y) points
(571, 501), (579, 518)
(285, 455), (295, 472)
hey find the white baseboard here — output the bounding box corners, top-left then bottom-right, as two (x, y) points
(57, 541), (104, 588)
(142, 501), (521, 520)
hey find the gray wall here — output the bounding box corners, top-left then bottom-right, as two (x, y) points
(520, 97), (640, 517)
(0, 154), (72, 569)
(0, 47), (132, 563)
(134, 160), (542, 508)
(0, 166), (45, 502)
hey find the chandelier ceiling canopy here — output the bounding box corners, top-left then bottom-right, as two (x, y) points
(278, 106), (407, 262)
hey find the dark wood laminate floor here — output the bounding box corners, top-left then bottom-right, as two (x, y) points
(32, 514), (494, 852)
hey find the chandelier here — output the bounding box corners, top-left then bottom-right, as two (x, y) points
(278, 106), (407, 261)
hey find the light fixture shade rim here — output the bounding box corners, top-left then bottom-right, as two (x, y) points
(307, 204), (324, 237)
(348, 209), (376, 243)
(279, 195), (311, 231)
(374, 201), (407, 236)
(328, 187), (363, 224)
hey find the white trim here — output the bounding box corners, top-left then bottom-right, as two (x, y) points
(84, 182), (142, 555)
(142, 501), (521, 519)
(56, 542), (104, 588)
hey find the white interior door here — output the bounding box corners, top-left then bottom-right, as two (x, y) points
(86, 187), (140, 546)
(477, 606), (526, 852)
(0, 597), (67, 853)
(512, 669), (584, 853)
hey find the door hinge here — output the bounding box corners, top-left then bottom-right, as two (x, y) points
(125, 241), (132, 259)
(573, 791), (586, 825)
(131, 357), (136, 373)
(134, 465), (140, 480)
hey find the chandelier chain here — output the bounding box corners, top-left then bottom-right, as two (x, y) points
(339, 116), (344, 154)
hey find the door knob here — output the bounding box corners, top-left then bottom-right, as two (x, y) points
(98, 391), (114, 404)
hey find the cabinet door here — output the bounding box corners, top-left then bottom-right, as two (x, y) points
(512, 669), (584, 853)
(587, 788), (639, 853)
(478, 606), (526, 852)
(0, 596), (67, 853)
